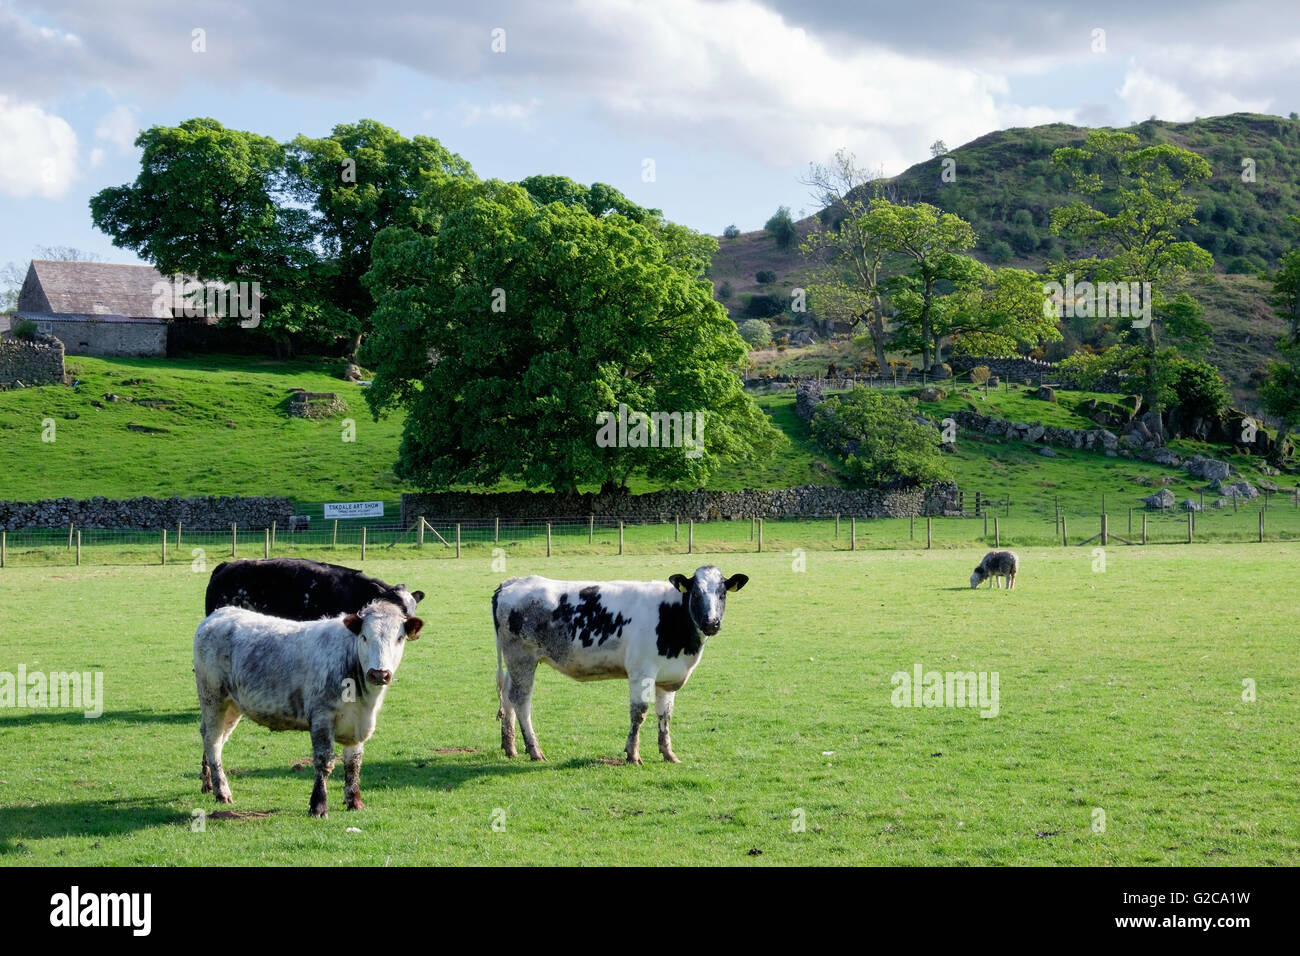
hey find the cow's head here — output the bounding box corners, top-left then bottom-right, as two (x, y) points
(669, 566), (748, 637)
(387, 585), (425, 618)
(969, 565), (988, 589)
(342, 601), (423, 686)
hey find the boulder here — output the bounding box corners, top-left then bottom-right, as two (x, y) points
(342, 363), (364, 382)
(1039, 447), (1056, 457)
(986, 375), (1000, 388)
(1214, 498), (1229, 508)
(1212, 479), (1259, 499)
(1182, 499), (1201, 512)
(917, 386), (946, 402)
(930, 363), (953, 380)
(1184, 456), (1231, 482)
(1259, 479), (1279, 493)
(1150, 447), (1180, 467)
(1142, 488), (1175, 510)
(1035, 385), (1056, 402)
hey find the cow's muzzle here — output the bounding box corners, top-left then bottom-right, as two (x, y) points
(366, 669), (393, 685)
(701, 622), (721, 636)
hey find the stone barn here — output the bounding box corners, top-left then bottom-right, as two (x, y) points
(15, 260), (172, 357)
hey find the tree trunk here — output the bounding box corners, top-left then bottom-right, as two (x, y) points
(348, 330), (363, 361)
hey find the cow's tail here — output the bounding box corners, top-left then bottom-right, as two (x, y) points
(493, 583), (505, 721)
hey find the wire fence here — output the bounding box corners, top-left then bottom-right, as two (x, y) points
(2, 500), (1299, 568)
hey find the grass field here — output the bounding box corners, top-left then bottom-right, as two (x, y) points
(1, 546), (1296, 866)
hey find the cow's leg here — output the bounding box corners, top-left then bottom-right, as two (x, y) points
(308, 714), (336, 817)
(499, 669), (518, 758)
(625, 677), (652, 765)
(1008, 571), (1016, 590)
(506, 653), (544, 761)
(199, 696), (238, 803)
(655, 686), (679, 764)
(343, 743), (364, 811)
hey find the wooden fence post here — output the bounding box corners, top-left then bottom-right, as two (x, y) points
(417, 518), (425, 548)
(495, 517), (500, 544)
(271, 520), (276, 551)
(1186, 511), (1192, 544)
(177, 520), (182, 550)
(834, 514), (839, 539)
(850, 517), (856, 551)
(332, 519), (338, 549)
(161, 528), (167, 565)
(588, 515), (594, 544)
(909, 514), (914, 540)
(457, 523), (463, 559)
(232, 523), (237, 558)
(1101, 513), (1108, 547)
(757, 518), (763, 553)
(1259, 509), (1265, 543)
(543, 523), (549, 558)
(994, 516), (1000, 548)
(264, 528), (270, 559)
(927, 516), (932, 549)
(1128, 508), (1133, 535)
(750, 517), (755, 541)
(687, 520), (693, 554)
(1142, 513), (1147, 545)
(361, 527), (366, 561)
(674, 516), (679, 542)
(619, 521), (624, 555)
(1061, 516), (1067, 546)
(76, 530), (82, 566)
(1, 530), (5, 568)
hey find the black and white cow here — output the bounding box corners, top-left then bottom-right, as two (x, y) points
(492, 566), (749, 764)
(193, 601), (423, 816)
(205, 558), (424, 620)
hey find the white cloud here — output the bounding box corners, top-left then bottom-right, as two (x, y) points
(0, 96), (79, 199)
(1116, 64), (1272, 123)
(89, 147), (106, 167)
(94, 104), (141, 153)
(460, 99), (542, 127)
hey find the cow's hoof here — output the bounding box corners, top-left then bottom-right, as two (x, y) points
(346, 800), (364, 811)
(214, 792), (233, 804)
(661, 752), (681, 764)
(528, 750), (547, 762)
(200, 781), (212, 794)
(626, 754), (643, 766)
(309, 806), (328, 818)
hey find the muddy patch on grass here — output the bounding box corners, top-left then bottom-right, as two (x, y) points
(432, 747), (478, 755)
(209, 810), (275, 820)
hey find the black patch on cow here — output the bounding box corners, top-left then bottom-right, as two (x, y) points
(508, 609), (523, 635)
(551, 587), (627, 648)
(656, 599), (701, 659)
(204, 558), (417, 621)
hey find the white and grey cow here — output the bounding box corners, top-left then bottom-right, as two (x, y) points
(193, 600), (423, 816)
(492, 566), (749, 764)
(971, 550), (1020, 589)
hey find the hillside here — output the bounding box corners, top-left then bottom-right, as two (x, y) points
(0, 355), (1283, 516)
(711, 113), (1299, 407)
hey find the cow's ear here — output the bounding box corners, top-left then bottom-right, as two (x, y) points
(410, 590), (425, 604)
(342, 614), (363, 634)
(724, 573), (749, 592)
(404, 617), (424, 640)
(669, 574), (691, 594)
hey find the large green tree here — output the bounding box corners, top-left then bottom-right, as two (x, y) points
(361, 177), (782, 492)
(91, 117), (471, 356)
(1049, 131), (1214, 428)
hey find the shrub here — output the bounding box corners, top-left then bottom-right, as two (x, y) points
(970, 365), (991, 385)
(744, 293), (786, 318)
(755, 269), (777, 284)
(737, 319), (773, 348)
(764, 206), (797, 251)
(987, 240), (1013, 264)
(1169, 359), (1229, 421)
(718, 280), (733, 300)
(811, 387), (953, 487)
(12, 319), (38, 340)
(723, 224), (741, 239)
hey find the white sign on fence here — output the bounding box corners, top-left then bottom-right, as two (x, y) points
(323, 501), (384, 520)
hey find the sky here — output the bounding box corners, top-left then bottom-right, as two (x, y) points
(1, 0), (1297, 273)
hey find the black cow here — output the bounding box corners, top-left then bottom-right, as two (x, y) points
(205, 558), (425, 620)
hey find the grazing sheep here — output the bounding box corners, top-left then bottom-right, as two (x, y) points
(970, 550), (1019, 589)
